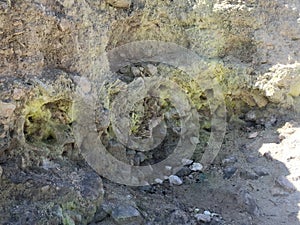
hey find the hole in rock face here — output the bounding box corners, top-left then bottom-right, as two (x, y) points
(23, 98), (73, 147)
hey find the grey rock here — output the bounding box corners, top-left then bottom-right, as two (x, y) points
(271, 187), (289, 196)
(111, 204), (143, 225)
(240, 170), (259, 180)
(131, 66), (141, 77)
(146, 64), (158, 75)
(223, 166), (237, 179)
(253, 167), (269, 177)
(169, 175), (183, 185)
(275, 175), (296, 193)
(195, 213), (211, 223)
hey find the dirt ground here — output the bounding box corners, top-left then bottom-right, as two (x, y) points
(93, 113), (300, 225)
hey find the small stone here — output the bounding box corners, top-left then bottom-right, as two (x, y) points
(223, 166), (237, 179)
(248, 132), (258, 139)
(253, 167), (269, 177)
(106, 0), (131, 8)
(190, 162), (203, 172)
(131, 66), (141, 77)
(194, 208), (200, 213)
(181, 158), (193, 166)
(146, 64), (158, 75)
(154, 178), (164, 184)
(0, 165), (3, 178)
(165, 166), (172, 171)
(203, 210), (211, 216)
(41, 185), (50, 192)
(13, 88), (25, 100)
(111, 204), (143, 225)
(271, 187), (289, 196)
(275, 176), (296, 193)
(194, 213), (211, 223)
(169, 175), (183, 185)
(240, 170), (259, 180)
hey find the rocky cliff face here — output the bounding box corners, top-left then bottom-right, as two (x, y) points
(0, 0), (300, 224)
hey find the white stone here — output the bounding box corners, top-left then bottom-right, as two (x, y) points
(194, 208), (200, 213)
(248, 132), (259, 139)
(169, 175), (183, 185)
(194, 213), (211, 223)
(203, 210), (211, 216)
(154, 178), (163, 184)
(0, 166), (3, 178)
(190, 162), (203, 172)
(165, 166), (172, 171)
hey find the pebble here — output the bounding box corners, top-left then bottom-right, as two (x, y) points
(13, 88), (25, 100)
(253, 167), (269, 177)
(194, 208), (200, 213)
(106, 0), (132, 8)
(223, 166), (237, 179)
(165, 166), (172, 171)
(0, 165), (3, 178)
(194, 213), (211, 223)
(203, 210), (211, 216)
(248, 132), (258, 139)
(111, 204), (143, 225)
(131, 66), (141, 77)
(240, 170), (259, 180)
(154, 178), (164, 184)
(169, 175), (183, 185)
(271, 187), (289, 196)
(146, 64), (158, 75)
(275, 176), (296, 193)
(190, 163), (203, 172)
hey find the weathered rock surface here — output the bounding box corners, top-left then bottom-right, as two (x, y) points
(0, 0), (300, 224)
